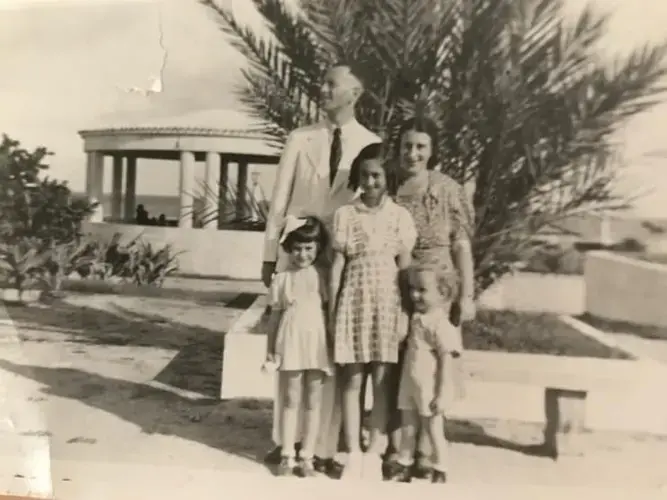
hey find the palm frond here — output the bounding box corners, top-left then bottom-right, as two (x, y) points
(203, 0), (667, 292)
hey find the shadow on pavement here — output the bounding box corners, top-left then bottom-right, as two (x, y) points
(0, 297), (553, 473)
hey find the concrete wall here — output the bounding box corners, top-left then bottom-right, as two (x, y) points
(478, 272), (585, 315)
(82, 222), (264, 280)
(585, 251), (667, 327)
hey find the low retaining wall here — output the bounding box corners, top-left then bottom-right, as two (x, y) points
(82, 222), (264, 280)
(221, 295), (667, 435)
(585, 251), (667, 328)
(478, 272), (584, 315)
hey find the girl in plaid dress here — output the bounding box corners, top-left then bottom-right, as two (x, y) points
(329, 143), (417, 480)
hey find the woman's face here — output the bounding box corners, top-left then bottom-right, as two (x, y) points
(399, 129), (432, 176)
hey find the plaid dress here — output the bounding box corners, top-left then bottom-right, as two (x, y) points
(332, 197), (417, 364)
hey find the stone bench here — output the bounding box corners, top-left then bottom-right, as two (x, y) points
(221, 296), (664, 457)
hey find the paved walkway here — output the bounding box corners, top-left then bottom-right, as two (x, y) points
(1, 292), (667, 498)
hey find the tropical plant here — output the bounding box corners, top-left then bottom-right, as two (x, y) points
(74, 233), (182, 287)
(45, 239), (98, 294)
(0, 237), (52, 299)
(122, 239), (181, 287)
(201, 0), (667, 293)
(186, 177), (269, 230)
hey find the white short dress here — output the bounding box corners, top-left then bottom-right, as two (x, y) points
(271, 266), (332, 375)
(398, 308), (464, 416)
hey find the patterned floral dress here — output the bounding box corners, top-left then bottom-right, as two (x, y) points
(395, 171), (474, 300)
(332, 197), (417, 364)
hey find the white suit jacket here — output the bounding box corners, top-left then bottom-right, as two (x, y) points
(263, 119), (381, 271)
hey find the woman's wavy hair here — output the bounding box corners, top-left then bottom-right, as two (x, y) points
(347, 142), (398, 195)
(394, 116), (441, 170)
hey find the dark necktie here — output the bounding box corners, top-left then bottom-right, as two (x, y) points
(329, 127), (342, 186)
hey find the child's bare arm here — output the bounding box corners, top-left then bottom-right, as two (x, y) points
(265, 309), (282, 359)
(328, 251), (345, 322)
(434, 349), (448, 401)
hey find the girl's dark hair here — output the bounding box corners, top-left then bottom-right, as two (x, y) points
(279, 215), (328, 256)
(395, 116), (440, 170)
(347, 142), (398, 195)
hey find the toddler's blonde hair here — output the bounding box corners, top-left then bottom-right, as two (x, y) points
(408, 264), (458, 302)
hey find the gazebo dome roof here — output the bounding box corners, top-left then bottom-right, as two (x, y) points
(80, 108), (266, 137)
(78, 108), (280, 160)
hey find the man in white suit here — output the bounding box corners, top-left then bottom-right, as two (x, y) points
(261, 65), (381, 472)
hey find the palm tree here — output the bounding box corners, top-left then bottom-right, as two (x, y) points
(200, 0), (667, 293)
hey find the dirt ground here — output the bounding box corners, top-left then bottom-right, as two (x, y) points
(0, 293), (666, 493)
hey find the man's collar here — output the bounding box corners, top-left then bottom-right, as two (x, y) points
(323, 117), (358, 135)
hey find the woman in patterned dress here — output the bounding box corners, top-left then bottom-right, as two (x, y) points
(385, 116), (476, 479)
(329, 142), (417, 480)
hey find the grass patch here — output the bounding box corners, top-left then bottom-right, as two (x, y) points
(465, 310), (631, 359)
(576, 313), (667, 342)
(59, 278), (252, 304)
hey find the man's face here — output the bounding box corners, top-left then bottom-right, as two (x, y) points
(320, 66), (360, 113)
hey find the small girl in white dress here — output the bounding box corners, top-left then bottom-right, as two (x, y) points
(263, 215), (332, 478)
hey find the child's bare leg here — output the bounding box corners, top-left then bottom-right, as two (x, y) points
(280, 371), (303, 461)
(359, 367), (369, 449)
(341, 363), (364, 478)
(341, 364), (364, 453)
(367, 362), (391, 454)
(424, 413), (448, 474)
(396, 410), (418, 466)
(417, 426), (431, 462)
(301, 370), (325, 460)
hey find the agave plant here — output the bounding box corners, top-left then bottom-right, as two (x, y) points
(45, 238), (97, 293)
(184, 176), (269, 230)
(0, 237), (52, 300)
(123, 240), (182, 287)
(201, 0), (667, 293)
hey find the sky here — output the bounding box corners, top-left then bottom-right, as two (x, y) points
(2, 0), (667, 216)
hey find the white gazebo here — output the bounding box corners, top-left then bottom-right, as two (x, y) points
(78, 109), (279, 227)
(78, 109), (280, 279)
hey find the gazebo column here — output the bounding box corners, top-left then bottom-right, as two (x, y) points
(111, 155), (123, 220)
(85, 151), (104, 202)
(124, 155), (137, 222)
(203, 152), (220, 230)
(236, 161), (249, 221)
(218, 157), (229, 228)
(178, 151), (195, 228)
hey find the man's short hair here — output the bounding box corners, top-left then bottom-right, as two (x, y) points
(330, 63), (364, 91)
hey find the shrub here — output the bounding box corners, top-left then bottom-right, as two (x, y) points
(612, 237), (646, 253)
(75, 233), (181, 287)
(0, 237), (52, 297)
(0, 135), (95, 246)
(522, 242), (585, 275)
(45, 239), (98, 294)
(557, 247), (585, 275)
(0, 136), (182, 298)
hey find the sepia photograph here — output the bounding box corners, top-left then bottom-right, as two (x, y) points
(1, 0), (667, 498)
